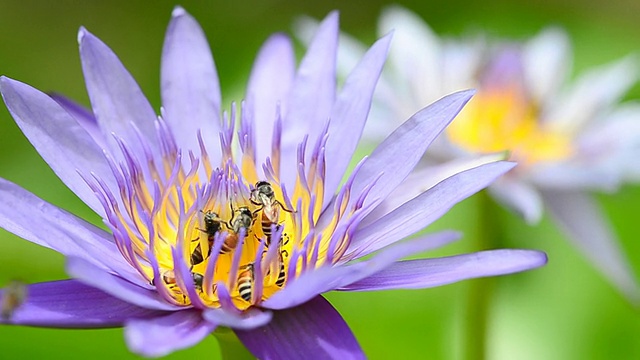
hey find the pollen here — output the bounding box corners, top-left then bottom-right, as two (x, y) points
(86, 106), (365, 311)
(446, 84), (573, 166)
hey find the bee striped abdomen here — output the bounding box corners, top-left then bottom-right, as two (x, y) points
(275, 261), (286, 287)
(191, 243), (205, 265)
(237, 264), (254, 302)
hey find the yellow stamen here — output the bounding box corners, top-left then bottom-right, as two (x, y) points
(446, 85), (573, 166)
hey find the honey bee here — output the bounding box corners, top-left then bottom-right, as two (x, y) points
(160, 270), (177, 285)
(237, 263), (254, 302)
(250, 181), (293, 246)
(275, 252), (286, 287)
(157, 270), (205, 293)
(192, 211), (223, 265)
(1, 280), (27, 321)
(192, 273), (204, 291)
(250, 181), (294, 220)
(224, 206), (254, 248)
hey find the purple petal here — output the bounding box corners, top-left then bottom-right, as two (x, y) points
(0, 76), (113, 216)
(362, 154), (505, 225)
(322, 33), (392, 206)
(0, 280), (164, 328)
(348, 161), (515, 259)
(280, 11), (338, 186)
(488, 176), (543, 224)
(542, 190), (640, 304)
(346, 90), (475, 214)
(124, 310), (216, 357)
(202, 307), (272, 330)
(0, 178), (140, 283)
(247, 33), (295, 165)
(78, 27), (159, 159)
(262, 231), (460, 310)
(161, 7), (222, 161)
(66, 257), (179, 311)
(339, 249), (547, 291)
(236, 296), (364, 360)
(49, 93), (108, 149)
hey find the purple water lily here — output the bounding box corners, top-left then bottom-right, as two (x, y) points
(297, 5), (640, 304)
(0, 7), (547, 358)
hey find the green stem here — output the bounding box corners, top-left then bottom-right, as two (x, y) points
(463, 190), (499, 360)
(214, 328), (254, 360)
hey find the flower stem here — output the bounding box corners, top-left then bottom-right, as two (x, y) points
(214, 328), (254, 360)
(464, 190), (499, 360)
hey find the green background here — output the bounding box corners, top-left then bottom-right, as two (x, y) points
(1, 0), (639, 359)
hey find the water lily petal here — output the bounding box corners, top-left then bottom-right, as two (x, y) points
(66, 257), (179, 311)
(542, 190), (640, 304)
(523, 27), (571, 104)
(48, 93), (108, 149)
(363, 154), (505, 225)
(323, 33), (392, 205)
(379, 5), (443, 103)
(346, 90), (475, 213)
(489, 177), (543, 224)
(124, 310), (216, 358)
(280, 11), (338, 186)
(0, 279), (164, 328)
(294, 15), (367, 87)
(236, 295), (364, 360)
(548, 55), (638, 131)
(0, 76), (113, 215)
(262, 231), (460, 310)
(247, 33), (295, 166)
(339, 249), (547, 291)
(78, 27), (159, 159)
(202, 307), (272, 330)
(0, 178), (139, 282)
(529, 162), (622, 192)
(161, 6), (221, 161)
(348, 161), (515, 258)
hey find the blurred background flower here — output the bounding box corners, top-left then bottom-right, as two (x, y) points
(296, 4), (640, 304)
(0, 1), (639, 359)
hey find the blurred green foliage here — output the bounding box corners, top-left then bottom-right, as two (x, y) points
(0, 0), (639, 359)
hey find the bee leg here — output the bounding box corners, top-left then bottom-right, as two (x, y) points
(275, 200), (295, 213)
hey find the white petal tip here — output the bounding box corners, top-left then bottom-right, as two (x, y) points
(77, 27), (91, 45)
(172, 6), (186, 17)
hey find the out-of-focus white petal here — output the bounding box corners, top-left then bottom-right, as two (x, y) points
(542, 190), (640, 304)
(489, 177), (543, 224)
(523, 27), (571, 103)
(546, 55), (638, 132)
(379, 5), (443, 106)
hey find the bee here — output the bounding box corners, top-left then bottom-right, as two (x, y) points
(160, 270), (177, 285)
(237, 263), (254, 302)
(250, 181), (293, 220)
(192, 273), (204, 292)
(224, 206), (254, 248)
(250, 181), (293, 246)
(275, 252), (287, 287)
(1, 280), (27, 321)
(264, 237), (289, 288)
(157, 270), (204, 293)
(192, 211), (223, 265)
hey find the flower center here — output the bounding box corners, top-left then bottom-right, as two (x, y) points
(446, 84), (573, 166)
(89, 108), (365, 310)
